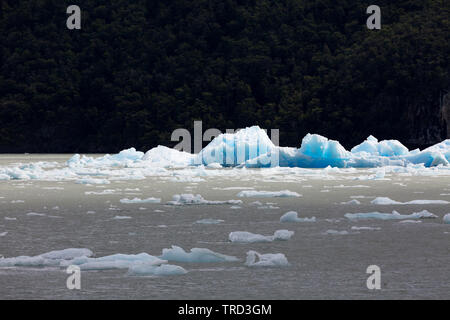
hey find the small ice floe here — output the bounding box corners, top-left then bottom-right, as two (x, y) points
(213, 187), (255, 191)
(52, 206), (59, 210)
(345, 210), (437, 221)
(229, 230), (294, 243)
(120, 197), (161, 204)
(26, 212), (46, 217)
(61, 252), (186, 277)
(42, 187), (64, 190)
(244, 251), (289, 267)
(341, 199), (361, 205)
(371, 197), (449, 205)
(154, 209), (165, 213)
(112, 215), (132, 220)
(86, 211), (96, 214)
(159, 246), (238, 263)
(11, 200), (25, 203)
(324, 229), (349, 235)
(167, 194), (242, 206)
(194, 219), (225, 225)
(76, 178), (110, 185)
(230, 206), (242, 210)
(127, 263), (187, 277)
(280, 211), (316, 223)
(350, 195), (367, 199)
(4, 217), (17, 221)
(320, 190), (330, 192)
(398, 220), (422, 224)
(0, 232), (8, 237)
(351, 226), (381, 231)
(443, 214), (450, 224)
(249, 201), (263, 206)
(0, 248), (93, 268)
(257, 205), (280, 210)
(85, 189), (117, 195)
(237, 190), (301, 198)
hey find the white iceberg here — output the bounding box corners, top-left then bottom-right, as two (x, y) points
(194, 219), (224, 224)
(194, 126), (276, 166)
(228, 230), (294, 243)
(280, 211), (316, 223)
(127, 263), (187, 276)
(0, 248), (93, 268)
(371, 197), (449, 205)
(120, 197), (161, 204)
(345, 210), (438, 221)
(444, 214), (450, 224)
(237, 190), (301, 198)
(159, 246), (239, 263)
(167, 194), (242, 205)
(245, 251), (289, 267)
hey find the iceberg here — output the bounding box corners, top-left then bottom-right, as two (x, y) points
(245, 251), (289, 267)
(1, 126), (450, 183)
(237, 190), (301, 198)
(280, 211), (316, 223)
(344, 210), (438, 221)
(120, 197), (161, 204)
(444, 214), (450, 224)
(167, 194), (242, 205)
(194, 126), (276, 166)
(228, 230), (294, 243)
(0, 248), (93, 268)
(371, 197), (449, 205)
(127, 263), (187, 276)
(159, 246), (239, 263)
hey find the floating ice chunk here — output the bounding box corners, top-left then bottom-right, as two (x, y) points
(280, 211), (316, 223)
(245, 251), (289, 267)
(351, 136), (409, 156)
(159, 246), (238, 263)
(0, 232), (8, 237)
(398, 220), (422, 224)
(63, 253), (167, 270)
(113, 215), (132, 220)
(142, 145), (194, 167)
(325, 230), (349, 235)
(4, 217), (17, 221)
(237, 190), (301, 198)
(351, 226), (381, 231)
(195, 126), (276, 166)
(345, 210), (437, 221)
(120, 197), (161, 204)
(127, 263), (187, 276)
(167, 194), (242, 205)
(76, 178), (110, 185)
(300, 134), (350, 160)
(444, 214), (450, 224)
(26, 212), (46, 217)
(341, 199), (361, 205)
(0, 248), (93, 268)
(194, 219), (225, 225)
(371, 197), (449, 205)
(229, 230), (294, 243)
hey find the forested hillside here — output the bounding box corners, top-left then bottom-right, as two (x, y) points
(0, 0), (449, 153)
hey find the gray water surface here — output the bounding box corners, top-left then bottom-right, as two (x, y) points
(0, 155), (449, 299)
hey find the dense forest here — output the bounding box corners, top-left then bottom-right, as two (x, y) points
(0, 0), (449, 153)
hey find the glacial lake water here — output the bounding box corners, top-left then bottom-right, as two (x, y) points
(0, 155), (449, 299)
